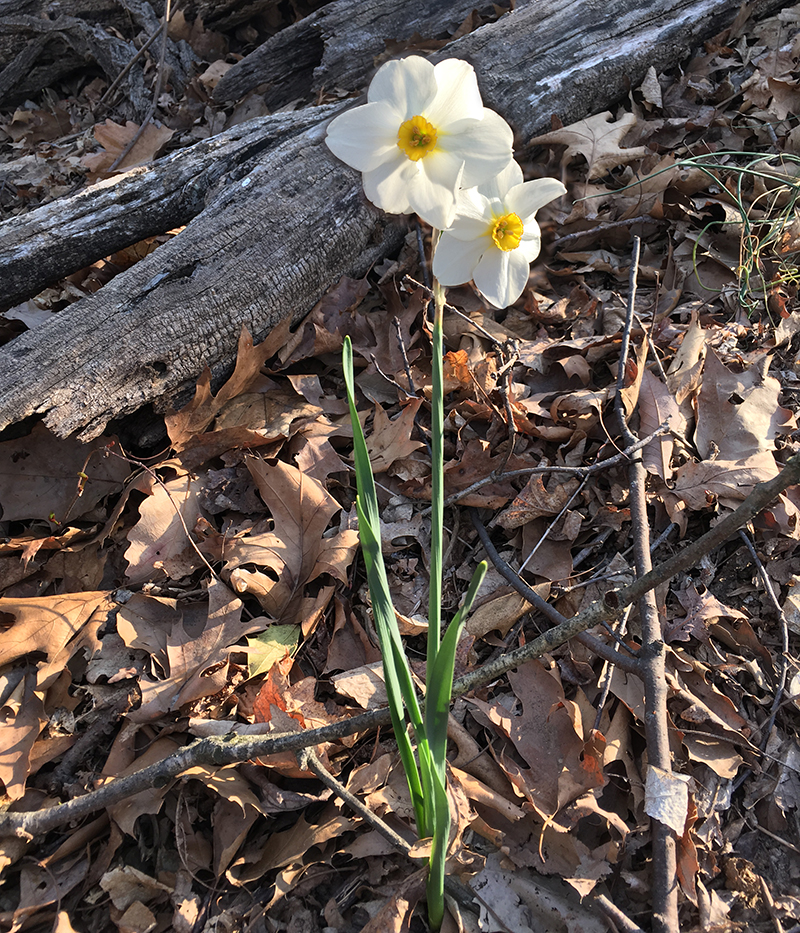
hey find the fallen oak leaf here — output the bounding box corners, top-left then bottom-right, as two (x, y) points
(222, 458), (352, 625)
(0, 591), (112, 669)
(117, 580), (267, 723)
(123, 471), (206, 584)
(0, 673), (47, 799)
(366, 398), (425, 473)
(530, 111), (650, 180)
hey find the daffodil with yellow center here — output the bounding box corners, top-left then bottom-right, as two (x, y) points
(397, 115), (438, 160)
(433, 161), (567, 309)
(490, 212), (524, 251)
(325, 56), (514, 230)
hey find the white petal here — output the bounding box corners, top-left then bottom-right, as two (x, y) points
(433, 232), (488, 286)
(444, 188), (492, 240)
(426, 59), (483, 126)
(326, 103), (402, 172)
(517, 219), (542, 263)
(476, 160), (523, 201)
(368, 57), (436, 117)
(506, 178), (567, 222)
(444, 109), (514, 188)
(363, 155), (415, 215)
(407, 149), (463, 228)
(474, 248), (529, 309)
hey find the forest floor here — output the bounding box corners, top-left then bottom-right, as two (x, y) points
(1, 2), (800, 932)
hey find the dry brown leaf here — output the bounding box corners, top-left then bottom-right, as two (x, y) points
(530, 111), (650, 180)
(332, 661), (388, 709)
(230, 808), (354, 883)
(666, 581), (747, 644)
(367, 398), (425, 473)
(124, 472), (206, 583)
(81, 119), (174, 181)
(673, 452), (779, 509)
(118, 580), (266, 722)
(695, 350), (796, 461)
(496, 476), (580, 529)
(166, 327), (296, 449)
(0, 673), (46, 799)
(470, 660), (604, 820)
(0, 591), (111, 669)
(222, 458), (350, 625)
(638, 369), (684, 481)
(0, 423), (128, 523)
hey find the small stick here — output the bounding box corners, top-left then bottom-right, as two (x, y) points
(109, 0), (172, 172)
(96, 21), (166, 113)
(299, 748), (478, 914)
(739, 530), (789, 742)
(592, 893), (646, 933)
(470, 508), (640, 674)
(518, 476), (588, 573)
(615, 236), (677, 933)
(441, 423), (670, 509)
(393, 315), (417, 396)
(760, 874), (785, 933)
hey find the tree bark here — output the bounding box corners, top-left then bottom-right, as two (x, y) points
(212, 0), (489, 110)
(0, 0), (194, 116)
(0, 0), (785, 441)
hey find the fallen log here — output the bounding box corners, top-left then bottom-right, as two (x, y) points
(0, 0), (194, 116)
(212, 0), (490, 110)
(0, 107), (345, 311)
(0, 0), (784, 441)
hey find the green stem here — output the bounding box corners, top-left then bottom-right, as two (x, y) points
(429, 233), (445, 673)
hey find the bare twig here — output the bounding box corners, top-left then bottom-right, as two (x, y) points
(592, 892), (646, 933)
(300, 748), (479, 915)
(614, 235), (677, 933)
(441, 423), (670, 509)
(108, 0), (172, 172)
(299, 748), (414, 853)
(739, 529), (789, 742)
(469, 507), (641, 675)
(518, 476), (588, 574)
(3, 451), (799, 838)
(95, 20), (166, 114)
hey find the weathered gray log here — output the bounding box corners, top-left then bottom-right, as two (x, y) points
(213, 0), (489, 109)
(0, 0), (193, 114)
(0, 0), (786, 441)
(0, 107), (345, 310)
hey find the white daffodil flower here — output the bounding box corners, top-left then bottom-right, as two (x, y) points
(433, 161), (567, 309)
(325, 56), (514, 230)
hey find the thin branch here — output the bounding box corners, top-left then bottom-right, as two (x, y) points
(95, 20), (166, 114)
(108, 0), (172, 172)
(441, 423), (670, 509)
(469, 508), (641, 675)
(615, 235), (677, 933)
(592, 893), (646, 933)
(3, 451), (799, 838)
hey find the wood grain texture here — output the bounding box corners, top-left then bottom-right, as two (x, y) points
(0, 0), (784, 439)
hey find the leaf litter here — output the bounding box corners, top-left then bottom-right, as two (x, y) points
(3, 4), (800, 933)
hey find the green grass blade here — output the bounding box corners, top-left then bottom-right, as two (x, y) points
(426, 766), (450, 931)
(425, 562), (487, 775)
(423, 561), (486, 929)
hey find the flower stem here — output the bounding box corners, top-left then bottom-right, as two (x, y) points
(429, 233), (445, 672)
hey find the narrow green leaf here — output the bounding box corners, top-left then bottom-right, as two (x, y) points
(425, 562), (487, 777)
(426, 766), (450, 931)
